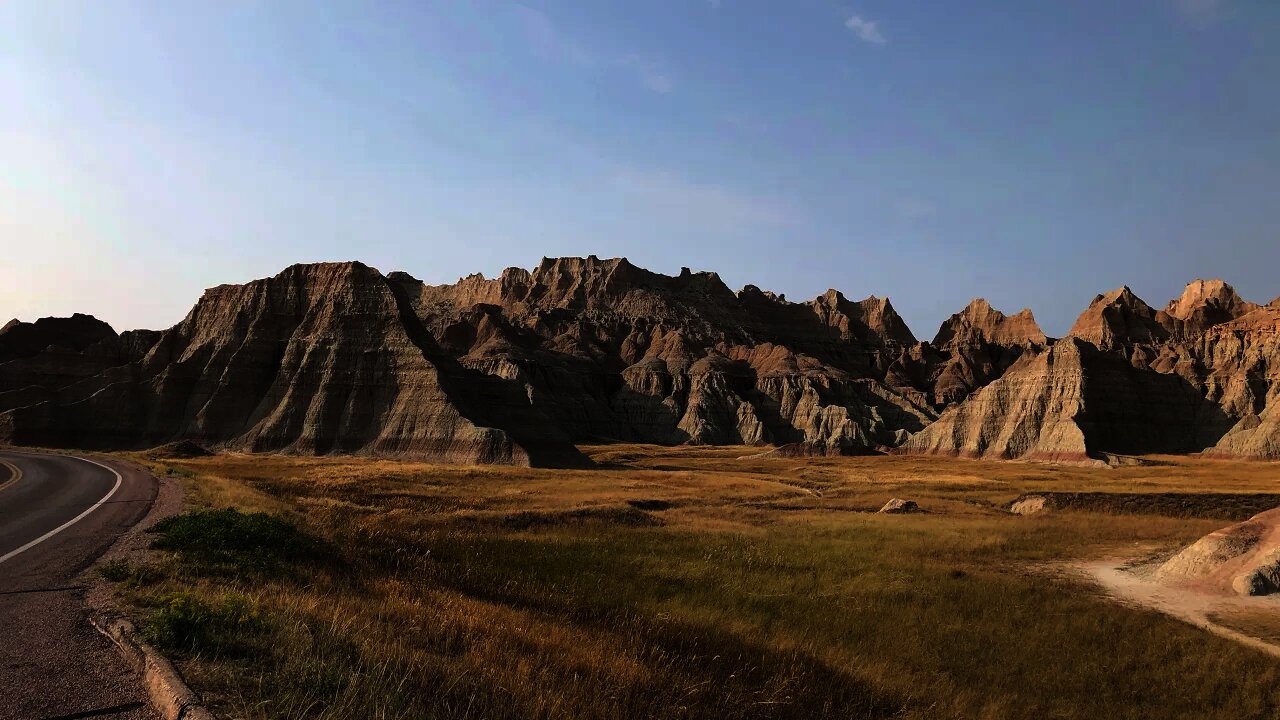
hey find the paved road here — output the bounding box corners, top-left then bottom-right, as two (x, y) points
(0, 451), (159, 720)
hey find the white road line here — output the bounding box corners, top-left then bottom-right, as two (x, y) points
(0, 455), (123, 566)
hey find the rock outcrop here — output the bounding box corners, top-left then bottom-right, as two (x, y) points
(907, 280), (1280, 461)
(1198, 305), (1280, 459)
(887, 298), (1047, 407)
(0, 314), (159, 412)
(1067, 287), (1169, 349)
(1161, 279), (1259, 337)
(2, 261), (1277, 464)
(1156, 506), (1280, 596)
(878, 498), (920, 514)
(0, 263), (584, 466)
(395, 256), (934, 455)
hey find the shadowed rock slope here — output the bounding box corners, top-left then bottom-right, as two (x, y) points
(906, 280), (1280, 462)
(392, 256), (941, 455)
(0, 263), (583, 466)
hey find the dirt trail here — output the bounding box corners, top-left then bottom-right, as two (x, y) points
(1079, 560), (1280, 659)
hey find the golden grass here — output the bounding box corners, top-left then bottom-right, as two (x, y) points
(113, 446), (1280, 719)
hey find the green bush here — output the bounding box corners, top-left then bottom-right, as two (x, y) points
(150, 508), (330, 576)
(144, 591), (268, 657)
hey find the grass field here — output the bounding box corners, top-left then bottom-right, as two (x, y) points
(105, 446), (1280, 719)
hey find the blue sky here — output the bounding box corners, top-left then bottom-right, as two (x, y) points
(1, 1), (1277, 338)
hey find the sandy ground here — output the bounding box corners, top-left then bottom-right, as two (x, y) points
(1078, 558), (1280, 659)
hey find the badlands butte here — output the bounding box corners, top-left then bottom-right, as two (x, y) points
(1, 257), (1278, 466)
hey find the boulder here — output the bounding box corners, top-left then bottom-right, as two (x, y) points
(878, 498), (920, 514)
(1009, 496), (1048, 515)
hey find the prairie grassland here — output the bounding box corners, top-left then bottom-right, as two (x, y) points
(113, 446), (1280, 720)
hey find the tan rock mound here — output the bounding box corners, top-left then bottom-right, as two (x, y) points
(1068, 287), (1169, 349)
(1156, 506), (1280, 595)
(879, 498), (920, 514)
(1161, 279), (1258, 337)
(1009, 496), (1048, 515)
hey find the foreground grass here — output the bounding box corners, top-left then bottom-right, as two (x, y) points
(108, 447), (1280, 719)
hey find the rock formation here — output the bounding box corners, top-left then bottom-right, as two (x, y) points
(2, 261), (1277, 464)
(1161, 279), (1259, 338)
(887, 298), (1047, 407)
(394, 256), (935, 456)
(0, 262), (584, 466)
(1156, 506), (1280, 596)
(0, 314), (159, 412)
(1067, 287), (1170, 349)
(906, 279), (1280, 461)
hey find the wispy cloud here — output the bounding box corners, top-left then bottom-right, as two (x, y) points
(510, 4), (676, 93)
(845, 14), (887, 45)
(610, 167), (798, 232)
(708, 0), (722, 8)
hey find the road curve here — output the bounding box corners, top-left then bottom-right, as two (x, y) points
(0, 450), (159, 720)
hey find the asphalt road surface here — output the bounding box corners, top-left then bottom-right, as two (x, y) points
(0, 451), (159, 720)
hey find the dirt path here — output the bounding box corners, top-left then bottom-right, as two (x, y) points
(1078, 559), (1280, 659)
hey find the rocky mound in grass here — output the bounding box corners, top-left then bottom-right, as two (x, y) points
(147, 440), (214, 459)
(1156, 506), (1280, 596)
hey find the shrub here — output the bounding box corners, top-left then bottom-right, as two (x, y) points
(144, 591), (268, 657)
(150, 508), (329, 575)
(99, 559), (132, 582)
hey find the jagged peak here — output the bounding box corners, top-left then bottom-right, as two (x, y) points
(0, 313), (119, 362)
(857, 294), (895, 311)
(386, 270), (422, 284)
(1164, 278), (1256, 321)
(933, 298), (1045, 347)
(1092, 285), (1142, 306)
(1068, 286), (1167, 347)
(737, 284), (788, 304)
(810, 290), (916, 346)
(533, 255), (633, 276)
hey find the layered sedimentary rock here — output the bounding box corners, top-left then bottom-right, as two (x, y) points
(1067, 287), (1170, 349)
(1157, 506), (1280, 596)
(3, 261), (1277, 464)
(0, 314), (159, 411)
(1161, 279), (1259, 338)
(395, 256), (934, 455)
(1197, 305), (1280, 458)
(908, 279), (1280, 461)
(0, 263), (583, 466)
(887, 298), (1047, 407)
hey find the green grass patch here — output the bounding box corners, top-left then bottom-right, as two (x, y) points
(150, 508), (330, 576)
(144, 591), (269, 657)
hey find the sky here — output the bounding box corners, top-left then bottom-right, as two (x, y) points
(1, 1), (1277, 339)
